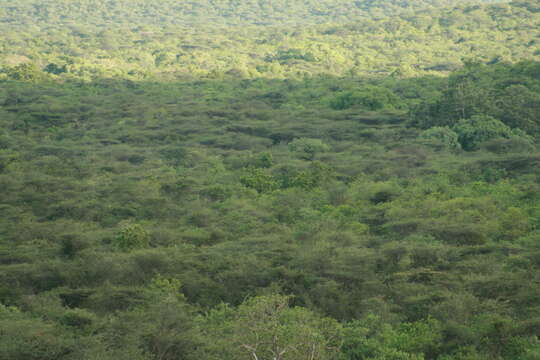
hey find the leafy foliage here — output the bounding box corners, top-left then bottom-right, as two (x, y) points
(113, 223), (150, 251)
(1, 2), (539, 79)
(419, 126), (462, 150)
(453, 115), (533, 151)
(1, 1), (540, 359)
(288, 138), (331, 160)
(410, 61), (540, 134)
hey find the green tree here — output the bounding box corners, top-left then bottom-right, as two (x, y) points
(419, 126), (462, 150)
(497, 84), (540, 134)
(288, 138), (330, 161)
(113, 223), (150, 251)
(232, 295), (342, 360)
(329, 86), (404, 111)
(452, 115), (531, 151)
(240, 167), (280, 193)
(5, 63), (47, 81)
(101, 275), (199, 360)
(0, 304), (77, 360)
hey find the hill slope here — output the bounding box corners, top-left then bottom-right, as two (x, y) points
(1, 60), (540, 360)
(2, 1), (540, 359)
(0, 0), (504, 26)
(0, 1), (538, 79)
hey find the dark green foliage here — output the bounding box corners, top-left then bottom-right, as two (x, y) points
(1, 1), (540, 359)
(410, 61), (540, 134)
(44, 63), (67, 75)
(453, 115), (532, 151)
(252, 152), (274, 169)
(240, 167), (280, 193)
(1, 66), (539, 357)
(288, 138), (330, 160)
(113, 223), (150, 251)
(0, 305), (77, 360)
(481, 137), (535, 154)
(419, 126), (462, 150)
(59, 308), (95, 329)
(329, 86), (404, 111)
(4, 63), (48, 81)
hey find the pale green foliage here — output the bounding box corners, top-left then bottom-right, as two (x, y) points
(232, 295), (342, 360)
(0, 0), (501, 27)
(341, 316), (443, 360)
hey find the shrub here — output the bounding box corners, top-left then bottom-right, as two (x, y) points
(288, 138), (330, 160)
(289, 162), (334, 190)
(251, 152), (274, 168)
(452, 115), (532, 151)
(5, 63), (48, 81)
(481, 137), (535, 154)
(240, 167), (279, 193)
(113, 223), (150, 251)
(59, 308), (95, 329)
(329, 86), (404, 111)
(0, 305), (76, 360)
(419, 126), (461, 150)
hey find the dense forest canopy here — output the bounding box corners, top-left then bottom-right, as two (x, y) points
(1, 0), (540, 360)
(0, 0), (506, 26)
(1, 1), (538, 79)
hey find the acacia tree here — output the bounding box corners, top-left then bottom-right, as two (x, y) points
(233, 295), (342, 360)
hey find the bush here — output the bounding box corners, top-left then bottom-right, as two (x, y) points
(481, 137), (535, 154)
(5, 63), (48, 81)
(419, 126), (461, 150)
(113, 223), (150, 251)
(329, 86), (404, 111)
(240, 167), (279, 193)
(289, 161), (334, 190)
(59, 308), (95, 329)
(452, 115), (532, 151)
(251, 152), (274, 168)
(0, 305), (76, 360)
(288, 138), (330, 160)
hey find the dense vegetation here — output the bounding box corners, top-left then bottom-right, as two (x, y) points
(0, 0), (504, 26)
(1, 0), (540, 359)
(1, 1), (539, 79)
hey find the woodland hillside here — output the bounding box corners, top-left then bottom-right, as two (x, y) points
(1, 1), (540, 360)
